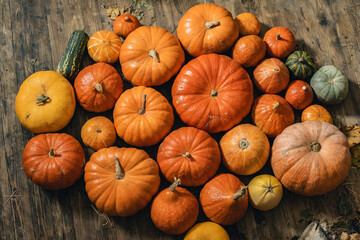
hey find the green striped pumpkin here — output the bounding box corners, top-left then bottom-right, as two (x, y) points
(285, 51), (316, 80)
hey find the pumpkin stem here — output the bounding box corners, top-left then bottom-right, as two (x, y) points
(114, 156), (125, 179)
(169, 177), (181, 192)
(239, 139), (250, 150)
(182, 152), (191, 158)
(205, 21), (220, 29)
(233, 186), (247, 200)
(264, 184), (274, 194)
(310, 142), (321, 152)
(276, 33), (281, 40)
(96, 129), (102, 133)
(302, 86), (308, 91)
(95, 83), (103, 93)
(138, 94), (147, 115)
(48, 147), (56, 158)
(125, 16), (130, 21)
(211, 89), (218, 97)
(274, 68), (279, 71)
(272, 102), (280, 110)
(149, 49), (160, 63)
(298, 57), (305, 63)
(36, 94), (51, 105)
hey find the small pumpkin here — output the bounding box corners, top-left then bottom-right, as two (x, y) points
(235, 13), (261, 36)
(74, 62), (123, 112)
(301, 104), (333, 124)
(87, 30), (122, 64)
(248, 174), (283, 211)
(22, 133), (85, 190)
(184, 222), (230, 240)
(285, 51), (316, 79)
(232, 35), (266, 68)
(310, 65), (349, 105)
(151, 178), (199, 235)
(200, 173), (248, 225)
(177, 3), (239, 57)
(220, 124), (270, 175)
(285, 80), (314, 110)
(113, 14), (140, 38)
(157, 127), (221, 187)
(252, 94), (295, 138)
(84, 147), (160, 216)
(113, 86), (174, 147)
(263, 26), (296, 59)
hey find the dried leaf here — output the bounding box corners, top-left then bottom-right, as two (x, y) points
(351, 144), (360, 168)
(338, 195), (353, 216)
(342, 124), (360, 148)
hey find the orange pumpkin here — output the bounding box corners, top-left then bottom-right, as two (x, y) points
(74, 62), (123, 112)
(177, 3), (239, 57)
(253, 58), (290, 94)
(301, 104), (333, 124)
(113, 14), (140, 38)
(120, 26), (185, 86)
(22, 133), (85, 190)
(157, 127), (221, 187)
(285, 80), (314, 110)
(151, 178), (199, 234)
(232, 35), (266, 68)
(235, 13), (261, 36)
(84, 147), (160, 216)
(220, 124), (270, 175)
(113, 86), (174, 147)
(172, 54), (253, 133)
(263, 26), (296, 59)
(87, 30), (122, 63)
(200, 173), (248, 225)
(252, 94), (294, 138)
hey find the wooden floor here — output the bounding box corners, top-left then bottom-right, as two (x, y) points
(1, 0), (360, 239)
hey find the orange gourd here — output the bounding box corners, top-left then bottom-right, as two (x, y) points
(235, 13), (261, 36)
(232, 35), (266, 68)
(87, 30), (122, 63)
(285, 80), (314, 110)
(113, 14), (140, 38)
(263, 26), (296, 59)
(301, 104), (333, 124)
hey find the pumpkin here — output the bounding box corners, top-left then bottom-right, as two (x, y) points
(113, 14), (140, 38)
(248, 174), (283, 211)
(74, 62), (123, 112)
(263, 26), (295, 59)
(22, 133), (85, 190)
(113, 86), (174, 147)
(253, 58), (290, 94)
(252, 94), (294, 138)
(81, 116), (116, 151)
(157, 127), (221, 187)
(172, 54), (253, 133)
(232, 35), (266, 68)
(87, 30), (122, 64)
(15, 71), (76, 133)
(200, 173), (248, 225)
(285, 51), (316, 80)
(177, 3), (239, 57)
(310, 65), (349, 105)
(84, 147), (160, 216)
(285, 80), (314, 110)
(235, 13), (261, 36)
(271, 121), (351, 196)
(151, 177), (199, 234)
(220, 124), (270, 175)
(301, 104), (333, 124)
(184, 222), (230, 240)
(120, 26), (185, 86)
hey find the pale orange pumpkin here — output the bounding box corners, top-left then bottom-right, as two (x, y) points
(87, 30), (122, 64)
(235, 13), (261, 36)
(301, 104), (333, 124)
(232, 35), (266, 68)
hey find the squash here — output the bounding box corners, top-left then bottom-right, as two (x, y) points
(235, 13), (261, 36)
(157, 127), (221, 187)
(263, 26), (295, 59)
(184, 222), (230, 240)
(285, 80), (314, 110)
(301, 104), (333, 124)
(310, 65), (349, 105)
(87, 30), (122, 64)
(220, 124), (270, 175)
(177, 3), (239, 57)
(74, 62), (123, 112)
(285, 51), (316, 80)
(120, 26), (185, 86)
(22, 133), (85, 190)
(15, 71), (76, 133)
(56, 29), (89, 80)
(200, 173), (248, 225)
(232, 35), (266, 68)
(251, 94), (294, 138)
(248, 174), (283, 211)
(113, 86), (174, 147)
(172, 54), (253, 133)
(113, 14), (140, 38)
(253, 58), (290, 94)
(81, 116), (117, 151)
(151, 178), (199, 234)
(84, 147), (160, 216)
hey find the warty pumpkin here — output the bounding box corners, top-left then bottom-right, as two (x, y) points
(235, 13), (261, 36)
(232, 35), (266, 68)
(184, 222), (230, 240)
(263, 26), (296, 59)
(285, 51), (316, 80)
(301, 104), (333, 124)
(87, 30), (122, 64)
(113, 14), (140, 38)
(285, 80), (314, 110)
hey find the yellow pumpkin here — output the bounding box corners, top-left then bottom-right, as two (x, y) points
(184, 222), (230, 240)
(15, 71), (76, 133)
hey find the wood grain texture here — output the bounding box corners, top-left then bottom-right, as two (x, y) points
(1, 0), (360, 239)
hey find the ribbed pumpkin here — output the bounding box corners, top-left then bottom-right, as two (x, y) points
(157, 127), (221, 187)
(177, 3), (239, 57)
(253, 58), (290, 94)
(113, 86), (174, 147)
(235, 13), (261, 36)
(285, 51), (316, 79)
(184, 222), (230, 240)
(172, 54), (253, 133)
(74, 62), (123, 112)
(232, 35), (266, 68)
(285, 80), (314, 110)
(252, 94), (294, 138)
(120, 26), (185, 86)
(301, 104), (333, 124)
(84, 147), (160, 216)
(87, 30), (122, 64)
(113, 14), (140, 38)
(263, 26), (295, 59)
(271, 121), (351, 196)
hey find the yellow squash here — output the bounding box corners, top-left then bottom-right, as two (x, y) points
(184, 222), (230, 240)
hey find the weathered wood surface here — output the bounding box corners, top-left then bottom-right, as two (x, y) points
(1, 0), (360, 239)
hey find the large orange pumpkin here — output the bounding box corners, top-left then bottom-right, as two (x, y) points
(232, 35), (266, 68)
(87, 30), (122, 64)
(235, 13), (261, 36)
(263, 26), (296, 59)
(271, 121), (351, 196)
(113, 14), (140, 38)
(157, 127), (221, 187)
(120, 26), (185, 86)
(177, 3), (239, 57)
(301, 104), (333, 124)
(84, 147), (160, 216)
(172, 54), (253, 133)
(285, 80), (314, 110)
